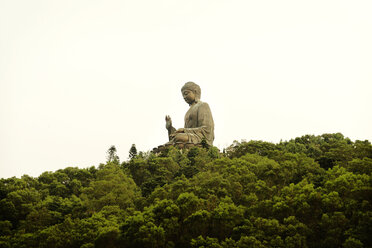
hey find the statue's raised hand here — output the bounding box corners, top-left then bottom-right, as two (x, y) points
(165, 115), (172, 130)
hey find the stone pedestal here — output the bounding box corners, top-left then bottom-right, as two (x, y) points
(152, 142), (202, 153)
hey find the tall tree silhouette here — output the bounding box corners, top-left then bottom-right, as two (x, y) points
(129, 144), (137, 159)
(106, 145), (120, 164)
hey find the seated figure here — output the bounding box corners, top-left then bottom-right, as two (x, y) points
(165, 82), (214, 147)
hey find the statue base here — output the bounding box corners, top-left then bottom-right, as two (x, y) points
(152, 142), (203, 153)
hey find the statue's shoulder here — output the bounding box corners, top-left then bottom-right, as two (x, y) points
(199, 101), (210, 107)
(196, 101), (212, 111)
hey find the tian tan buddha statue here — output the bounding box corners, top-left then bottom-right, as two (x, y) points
(154, 82), (214, 151)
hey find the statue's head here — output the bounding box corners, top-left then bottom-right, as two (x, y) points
(181, 82), (201, 104)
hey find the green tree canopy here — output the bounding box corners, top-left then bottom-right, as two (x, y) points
(1, 133), (371, 248)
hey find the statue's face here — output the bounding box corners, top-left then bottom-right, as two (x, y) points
(182, 89), (196, 105)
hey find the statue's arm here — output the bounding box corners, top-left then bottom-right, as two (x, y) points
(166, 115), (177, 141)
(168, 127), (177, 140)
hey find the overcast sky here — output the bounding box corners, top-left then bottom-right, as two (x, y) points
(1, 0), (371, 179)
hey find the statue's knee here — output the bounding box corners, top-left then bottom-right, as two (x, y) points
(174, 133), (188, 143)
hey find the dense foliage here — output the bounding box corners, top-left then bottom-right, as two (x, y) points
(0, 133), (371, 248)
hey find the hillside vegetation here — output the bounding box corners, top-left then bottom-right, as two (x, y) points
(0, 133), (371, 248)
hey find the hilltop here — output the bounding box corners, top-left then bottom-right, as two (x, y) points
(0, 133), (371, 248)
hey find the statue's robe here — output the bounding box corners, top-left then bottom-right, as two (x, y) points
(183, 101), (214, 146)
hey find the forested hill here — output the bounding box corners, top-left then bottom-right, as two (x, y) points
(1, 133), (371, 248)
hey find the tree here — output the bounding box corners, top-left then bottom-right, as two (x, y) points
(107, 146), (120, 164)
(1, 133), (371, 248)
(81, 164), (138, 212)
(129, 144), (137, 159)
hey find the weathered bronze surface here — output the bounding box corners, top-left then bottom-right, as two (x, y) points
(154, 82), (214, 152)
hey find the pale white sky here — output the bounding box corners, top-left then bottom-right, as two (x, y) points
(1, 0), (371, 179)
